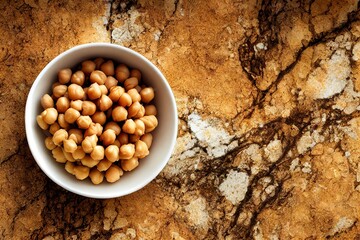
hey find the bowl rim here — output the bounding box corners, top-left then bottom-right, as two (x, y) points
(25, 43), (178, 198)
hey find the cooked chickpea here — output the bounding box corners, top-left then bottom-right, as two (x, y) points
(104, 122), (121, 135)
(135, 140), (149, 159)
(36, 115), (48, 130)
(118, 92), (132, 107)
(89, 168), (104, 185)
(97, 158), (113, 171)
(87, 83), (102, 100)
(140, 87), (155, 103)
(45, 137), (56, 150)
(134, 105), (145, 118)
(90, 145), (105, 161)
(105, 165), (123, 183)
(65, 161), (75, 175)
(68, 129), (84, 143)
(118, 132), (129, 145)
(72, 146), (86, 160)
(112, 106), (128, 122)
(115, 64), (130, 82)
(135, 85), (142, 93)
(76, 115), (92, 129)
(91, 111), (107, 125)
(41, 108), (58, 125)
(122, 119), (136, 134)
(144, 105), (157, 116)
(56, 97), (70, 113)
(81, 60), (96, 75)
(68, 84), (85, 100)
(100, 129), (116, 146)
(41, 94), (54, 109)
(70, 100), (83, 111)
(113, 139), (121, 148)
(49, 122), (60, 135)
(134, 119), (145, 136)
(119, 144), (135, 159)
(99, 85), (108, 95)
(109, 86), (125, 102)
(81, 135), (98, 153)
(64, 108), (80, 124)
(63, 139), (77, 153)
(52, 147), (67, 163)
(58, 68), (72, 84)
(100, 60), (115, 76)
(140, 115), (158, 133)
(71, 70), (85, 86)
(105, 76), (118, 90)
(74, 165), (90, 180)
(129, 134), (140, 143)
(127, 102), (141, 118)
(130, 68), (142, 81)
(53, 85), (67, 98)
(140, 133), (153, 149)
(128, 89), (141, 102)
(84, 123), (103, 137)
(90, 70), (107, 85)
(52, 129), (68, 146)
(58, 114), (70, 129)
(81, 155), (99, 168)
(98, 94), (113, 111)
(94, 57), (105, 69)
(82, 101), (97, 116)
(124, 77), (139, 91)
(121, 157), (139, 171)
(105, 145), (120, 162)
(63, 150), (76, 162)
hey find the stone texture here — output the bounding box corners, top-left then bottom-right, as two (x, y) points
(1, 0), (360, 239)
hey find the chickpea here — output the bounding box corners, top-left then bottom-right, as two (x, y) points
(81, 155), (99, 168)
(87, 82), (102, 100)
(76, 115), (92, 129)
(52, 147), (67, 163)
(100, 129), (116, 146)
(140, 133), (153, 149)
(45, 137), (56, 150)
(63, 139), (77, 153)
(134, 105), (145, 118)
(128, 89), (141, 102)
(129, 134), (140, 143)
(82, 101), (97, 116)
(63, 150), (76, 162)
(49, 122), (60, 135)
(98, 94), (113, 111)
(41, 108), (58, 125)
(71, 70), (85, 86)
(140, 87), (155, 103)
(112, 106), (128, 122)
(106, 107), (113, 119)
(135, 85), (142, 93)
(65, 161), (75, 175)
(36, 115), (48, 130)
(100, 60), (115, 76)
(121, 157), (139, 171)
(72, 146), (86, 160)
(64, 108), (80, 124)
(52, 82), (60, 90)
(99, 85), (108, 95)
(124, 77), (138, 91)
(91, 111), (107, 125)
(89, 168), (104, 185)
(70, 100), (83, 111)
(105, 165), (123, 183)
(58, 114), (70, 129)
(145, 105), (157, 116)
(105, 76), (118, 90)
(119, 144), (135, 159)
(130, 68), (142, 81)
(53, 85), (67, 98)
(105, 145), (120, 162)
(134, 140), (149, 159)
(56, 97), (70, 113)
(74, 165), (90, 180)
(113, 139), (121, 148)
(122, 119), (136, 134)
(81, 135), (98, 153)
(104, 122), (121, 135)
(41, 94), (54, 109)
(97, 158), (112, 171)
(90, 145), (105, 161)
(68, 129), (84, 143)
(115, 64), (130, 82)
(68, 84), (85, 100)
(134, 119), (145, 136)
(58, 68), (72, 84)
(84, 123), (103, 137)
(109, 86), (125, 102)
(90, 70), (107, 85)
(118, 132), (129, 145)
(140, 115), (158, 133)
(52, 129), (68, 146)
(81, 60), (96, 75)
(118, 92), (132, 107)
(127, 102), (141, 118)
(94, 57), (105, 69)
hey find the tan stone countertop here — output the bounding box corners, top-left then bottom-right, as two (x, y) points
(1, 0), (360, 239)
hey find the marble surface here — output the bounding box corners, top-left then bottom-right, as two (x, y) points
(1, 0), (360, 239)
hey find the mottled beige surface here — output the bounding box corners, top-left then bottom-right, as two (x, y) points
(1, 0), (360, 239)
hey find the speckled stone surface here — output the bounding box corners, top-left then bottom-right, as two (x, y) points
(1, 0), (360, 239)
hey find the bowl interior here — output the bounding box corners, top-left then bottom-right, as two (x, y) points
(25, 43), (177, 198)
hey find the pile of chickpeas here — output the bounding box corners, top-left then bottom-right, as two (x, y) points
(36, 58), (158, 184)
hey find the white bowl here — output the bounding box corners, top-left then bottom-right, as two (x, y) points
(25, 43), (177, 198)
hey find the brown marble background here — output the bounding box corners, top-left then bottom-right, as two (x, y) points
(1, 0), (360, 239)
